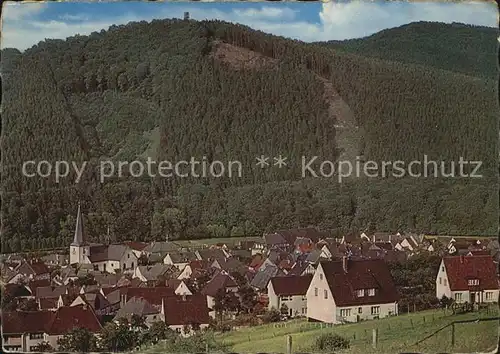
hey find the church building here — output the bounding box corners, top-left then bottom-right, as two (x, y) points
(69, 204), (138, 274)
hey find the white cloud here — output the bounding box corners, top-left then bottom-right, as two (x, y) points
(1, 1), (497, 51)
(2, 1), (46, 21)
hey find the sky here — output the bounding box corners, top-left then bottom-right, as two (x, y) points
(2, 0), (498, 51)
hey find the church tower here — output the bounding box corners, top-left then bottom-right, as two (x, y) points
(69, 203), (90, 265)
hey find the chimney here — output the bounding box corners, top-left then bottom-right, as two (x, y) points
(342, 256), (348, 273)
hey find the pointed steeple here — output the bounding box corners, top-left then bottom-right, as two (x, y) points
(71, 203), (86, 246)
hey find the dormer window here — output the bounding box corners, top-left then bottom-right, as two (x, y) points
(368, 288), (376, 296)
(468, 279), (479, 286)
(356, 289), (364, 297)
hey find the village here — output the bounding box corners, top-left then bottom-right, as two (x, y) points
(1, 205), (499, 352)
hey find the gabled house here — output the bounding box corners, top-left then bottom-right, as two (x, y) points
(15, 260), (50, 282)
(177, 260), (209, 280)
(306, 258), (399, 324)
(267, 275), (312, 317)
(161, 294), (210, 336)
(201, 272), (239, 317)
(167, 279), (193, 296)
(123, 241), (149, 258)
(1, 304), (102, 352)
(435, 255), (499, 304)
(133, 264), (176, 283)
(163, 252), (199, 270)
(114, 296), (162, 327)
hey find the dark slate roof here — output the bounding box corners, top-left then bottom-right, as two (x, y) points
(167, 251), (198, 264)
(89, 244), (131, 262)
(270, 275), (312, 296)
(319, 259), (399, 307)
(143, 241), (182, 254)
(71, 203), (87, 246)
(250, 264), (284, 290)
(114, 296), (159, 320)
(201, 272), (238, 297)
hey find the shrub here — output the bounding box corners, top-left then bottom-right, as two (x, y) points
(313, 333), (350, 352)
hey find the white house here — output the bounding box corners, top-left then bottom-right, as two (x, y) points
(436, 254), (499, 304)
(306, 258), (399, 324)
(267, 275), (312, 317)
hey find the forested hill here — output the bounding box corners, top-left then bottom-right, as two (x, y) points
(318, 21), (498, 80)
(1, 19), (498, 253)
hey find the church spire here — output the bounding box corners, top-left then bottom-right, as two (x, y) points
(71, 202), (86, 246)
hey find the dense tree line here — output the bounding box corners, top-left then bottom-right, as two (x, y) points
(1, 19), (497, 252)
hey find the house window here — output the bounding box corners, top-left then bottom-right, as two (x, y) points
(30, 346), (39, 351)
(302, 296), (307, 301)
(358, 307), (362, 313)
(280, 296), (290, 301)
(93, 265), (98, 271)
(467, 279), (479, 286)
(175, 328), (181, 333)
(454, 293), (463, 302)
(324, 290), (328, 299)
(29, 333), (43, 340)
(301, 308), (307, 314)
(153, 315), (157, 320)
(314, 288), (318, 296)
(485, 292), (494, 300)
(356, 289), (364, 297)
(128, 254), (130, 258)
(439, 277), (442, 285)
(368, 288), (375, 296)
(444, 279), (447, 286)
(441, 266), (444, 272)
(319, 274), (323, 280)
(340, 309), (351, 317)
(371, 306), (380, 315)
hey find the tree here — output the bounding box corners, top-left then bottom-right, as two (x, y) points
(57, 327), (98, 352)
(314, 333), (350, 351)
(280, 303), (289, 316)
(262, 308), (281, 323)
(32, 341), (53, 352)
(238, 285), (257, 314)
(98, 321), (139, 352)
(148, 321), (175, 343)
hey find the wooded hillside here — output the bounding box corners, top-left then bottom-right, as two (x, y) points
(1, 19), (498, 252)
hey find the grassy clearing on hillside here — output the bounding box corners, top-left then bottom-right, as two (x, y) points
(175, 236), (263, 247)
(214, 308), (498, 353)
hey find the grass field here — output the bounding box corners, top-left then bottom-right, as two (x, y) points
(213, 308), (499, 353)
(174, 236), (263, 248)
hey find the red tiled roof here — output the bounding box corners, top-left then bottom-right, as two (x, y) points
(122, 286), (175, 306)
(39, 298), (58, 310)
(26, 279), (51, 292)
(124, 241), (148, 251)
(30, 262), (50, 275)
(46, 304), (102, 335)
(1, 311), (54, 334)
(443, 255), (498, 291)
(163, 294), (210, 326)
(320, 259), (399, 307)
(270, 275), (312, 296)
